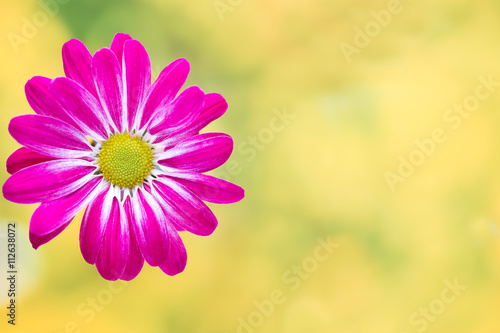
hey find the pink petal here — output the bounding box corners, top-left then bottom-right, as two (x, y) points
(167, 172), (244, 204)
(80, 186), (113, 265)
(154, 178), (218, 236)
(96, 197), (129, 280)
(129, 188), (170, 266)
(29, 178), (103, 245)
(153, 93), (228, 147)
(9, 115), (92, 159)
(173, 225), (185, 232)
(93, 48), (124, 132)
(7, 147), (56, 175)
(120, 197), (145, 280)
(110, 33), (132, 66)
(25, 76), (78, 127)
(139, 58), (190, 130)
(123, 39), (151, 131)
(159, 229), (187, 276)
(191, 93), (228, 132)
(2, 159), (97, 204)
(49, 77), (110, 141)
(30, 222), (69, 249)
(149, 86), (204, 135)
(158, 133), (233, 173)
(62, 39), (98, 97)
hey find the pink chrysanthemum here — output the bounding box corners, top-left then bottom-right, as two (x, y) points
(2, 33), (244, 281)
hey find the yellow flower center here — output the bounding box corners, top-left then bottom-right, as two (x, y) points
(98, 133), (154, 188)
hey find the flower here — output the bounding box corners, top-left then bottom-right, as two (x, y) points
(2, 33), (244, 281)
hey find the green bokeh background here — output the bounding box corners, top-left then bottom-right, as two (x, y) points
(1, 0), (500, 332)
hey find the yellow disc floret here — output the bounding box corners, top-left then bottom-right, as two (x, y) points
(98, 133), (154, 188)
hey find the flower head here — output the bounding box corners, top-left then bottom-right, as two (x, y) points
(2, 33), (244, 281)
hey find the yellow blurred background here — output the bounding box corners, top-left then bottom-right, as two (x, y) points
(1, 0), (500, 332)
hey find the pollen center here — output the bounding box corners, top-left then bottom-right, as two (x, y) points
(98, 133), (154, 188)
